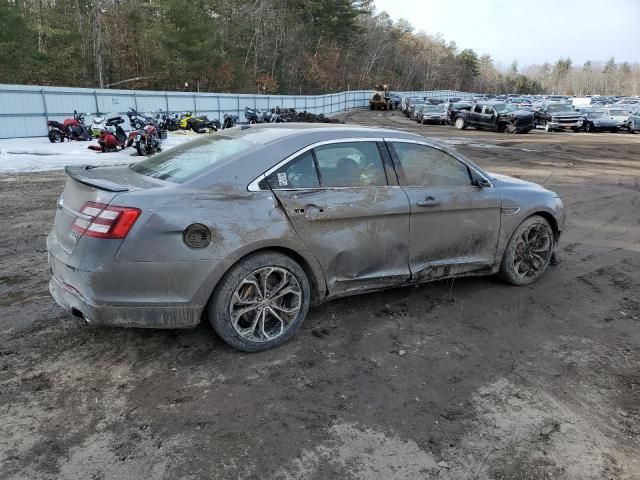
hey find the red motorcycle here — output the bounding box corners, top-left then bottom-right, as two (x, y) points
(47, 111), (91, 142)
(126, 124), (164, 156)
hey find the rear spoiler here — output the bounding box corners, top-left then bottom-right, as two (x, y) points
(64, 166), (129, 192)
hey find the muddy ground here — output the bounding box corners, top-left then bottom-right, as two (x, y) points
(1, 109), (639, 479)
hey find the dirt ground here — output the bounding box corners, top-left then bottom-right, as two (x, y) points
(1, 109), (639, 480)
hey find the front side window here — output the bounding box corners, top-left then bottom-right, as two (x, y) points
(391, 143), (472, 187)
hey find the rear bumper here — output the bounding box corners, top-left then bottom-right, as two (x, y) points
(49, 275), (202, 328)
(47, 232), (207, 329)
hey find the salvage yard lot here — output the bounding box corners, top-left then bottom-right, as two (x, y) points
(1, 109), (639, 479)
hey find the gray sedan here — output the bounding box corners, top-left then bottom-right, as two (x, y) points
(48, 125), (565, 351)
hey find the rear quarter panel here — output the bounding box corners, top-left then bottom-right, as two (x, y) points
(114, 186), (326, 307)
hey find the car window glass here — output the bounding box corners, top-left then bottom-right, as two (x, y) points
(268, 150), (319, 189)
(392, 143), (471, 187)
(473, 105), (483, 113)
(313, 142), (387, 187)
(484, 106), (494, 115)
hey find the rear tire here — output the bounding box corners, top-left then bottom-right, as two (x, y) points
(454, 117), (466, 130)
(208, 251), (311, 352)
(499, 216), (554, 286)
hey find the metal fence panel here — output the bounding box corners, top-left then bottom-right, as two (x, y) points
(0, 84), (476, 138)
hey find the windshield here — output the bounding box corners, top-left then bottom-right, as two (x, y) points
(609, 110), (628, 116)
(425, 105), (441, 112)
(547, 104), (572, 112)
(590, 112), (605, 119)
(131, 135), (253, 183)
(493, 103), (517, 113)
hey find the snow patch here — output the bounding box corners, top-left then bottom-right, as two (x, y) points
(0, 131), (198, 174)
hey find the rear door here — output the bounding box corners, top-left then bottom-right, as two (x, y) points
(386, 140), (502, 281)
(469, 104), (485, 128)
(267, 139), (411, 295)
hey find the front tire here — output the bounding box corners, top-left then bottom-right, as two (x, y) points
(208, 252), (311, 352)
(48, 130), (63, 143)
(499, 216), (554, 286)
(135, 140), (147, 156)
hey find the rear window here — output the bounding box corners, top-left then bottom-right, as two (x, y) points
(131, 135), (252, 183)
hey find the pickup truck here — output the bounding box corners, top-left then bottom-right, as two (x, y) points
(451, 102), (534, 133)
(534, 103), (583, 132)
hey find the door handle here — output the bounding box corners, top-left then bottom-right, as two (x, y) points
(416, 196), (441, 207)
(293, 204), (325, 219)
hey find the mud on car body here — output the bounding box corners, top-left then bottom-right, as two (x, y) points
(48, 124), (564, 352)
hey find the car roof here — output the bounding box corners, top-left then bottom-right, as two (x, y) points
(225, 123), (421, 142)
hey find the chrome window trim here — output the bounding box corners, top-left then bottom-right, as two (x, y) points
(247, 137), (385, 192)
(383, 137), (494, 187)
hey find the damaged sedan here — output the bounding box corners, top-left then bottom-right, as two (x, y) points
(48, 125), (564, 352)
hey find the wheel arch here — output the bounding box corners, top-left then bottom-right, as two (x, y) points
(198, 242), (327, 323)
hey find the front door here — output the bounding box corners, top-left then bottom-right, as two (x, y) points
(268, 140), (411, 295)
(386, 140), (502, 281)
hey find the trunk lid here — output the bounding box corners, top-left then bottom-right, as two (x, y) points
(53, 165), (159, 254)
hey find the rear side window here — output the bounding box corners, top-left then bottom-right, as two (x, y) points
(391, 143), (472, 187)
(267, 151), (319, 189)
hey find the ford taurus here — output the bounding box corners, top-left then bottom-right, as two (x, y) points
(48, 124), (564, 351)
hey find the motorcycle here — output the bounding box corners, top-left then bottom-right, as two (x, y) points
(245, 106), (285, 124)
(97, 117), (128, 152)
(127, 108), (155, 130)
(154, 110), (178, 131)
(244, 107), (263, 124)
(126, 124), (164, 156)
(178, 112), (218, 133)
(222, 113), (238, 129)
(90, 112), (125, 138)
(47, 111), (91, 142)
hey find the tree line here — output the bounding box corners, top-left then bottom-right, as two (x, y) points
(1, 0), (638, 96)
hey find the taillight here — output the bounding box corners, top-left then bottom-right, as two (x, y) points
(71, 201), (141, 239)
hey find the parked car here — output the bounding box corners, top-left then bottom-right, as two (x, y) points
(417, 104), (446, 124)
(534, 103), (583, 132)
(582, 110), (620, 132)
(605, 107), (630, 129)
(402, 97), (424, 116)
(47, 124), (564, 352)
(409, 102), (427, 121)
(626, 108), (640, 133)
(452, 102), (534, 133)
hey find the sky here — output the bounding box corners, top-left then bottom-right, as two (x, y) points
(373, 0), (640, 68)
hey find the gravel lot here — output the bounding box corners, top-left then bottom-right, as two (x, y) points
(1, 109), (639, 479)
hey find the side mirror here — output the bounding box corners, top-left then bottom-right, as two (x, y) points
(474, 177), (492, 188)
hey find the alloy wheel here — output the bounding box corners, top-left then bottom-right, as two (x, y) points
(512, 223), (552, 280)
(229, 266), (302, 343)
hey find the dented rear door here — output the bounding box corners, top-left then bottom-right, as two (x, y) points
(268, 140), (411, 296)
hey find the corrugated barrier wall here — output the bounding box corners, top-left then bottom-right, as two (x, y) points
(0, 84), (476, 138)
